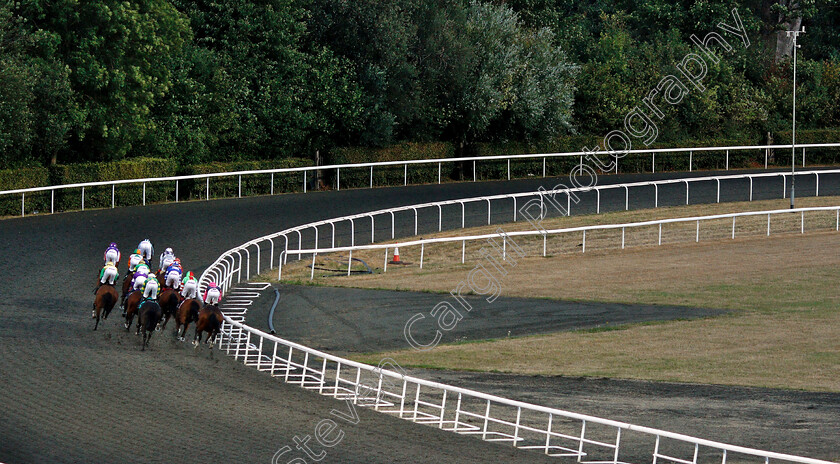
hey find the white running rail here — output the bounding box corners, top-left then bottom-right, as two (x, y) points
(279, 206), (840, 278)
(5, 143), (840, 217)
(197, 171), (840, 463)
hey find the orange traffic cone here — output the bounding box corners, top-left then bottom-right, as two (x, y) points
(392, 247), (401, 264)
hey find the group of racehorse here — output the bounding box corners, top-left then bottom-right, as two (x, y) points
(92, 242), (223, 351)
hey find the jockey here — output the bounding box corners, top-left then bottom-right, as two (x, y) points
(159, 247), (175, 272)
(135, 262), (151, 278)
(165, 258), (183, 275)
(131, 267), (150, 292)
(104, 242), (121, 266)
(94, 262), (119, 294)
(127, 250), (144, 273)
(180, 272), (199, 300)
(164, 264), (182, 290)
(137, 239), (154, 268)
(203, 282), (222, 305)
(99, 262), (119, 285)
(141, 275), (160, 302)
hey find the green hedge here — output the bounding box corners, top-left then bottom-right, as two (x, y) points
(472, 135), (765, 177)
(772, 129), (840, 166)
(0, 166), (50, 216)
(328, 142), (455, 188)
(48, 158), (178, 211)
(177, 158), (314, 200)
(1, 157), (314, 216)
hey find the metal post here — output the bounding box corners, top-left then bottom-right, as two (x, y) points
(310, 253), (316, 280)
(21, 193), (24, 217)
(238, 175), (241, 198)
(420, 244), (424, 269)
(51, 190), (54, 214)
(507, 159), (510, 180)
(542, 157), (546, 177)
(404, 164), (408, 186)
(690, 151), (693, 171)
(142, 183), (145, 205)
(337, 168), (340, 191)
(597, 189), (601, 214)
(370, 166), (374, 188)
(347, 250), (352, 276)
(82, 187), (85, 211)
(112, 184), (116, 207)
(732, 217), (736, 239)
(206, 177), (210, 200)
(270, 173), (274, 195)
(582, 230), (586, 253)
(789, 25), (805, 209)
(726, 150), (729, 170)
(652, 152), (655, 173)
(473, 160), (476, 182)
(624, 186), (629, 211)
(438, 163), (442, 184)
(304, 171), (307, 193)
(384, 248), (389, 273)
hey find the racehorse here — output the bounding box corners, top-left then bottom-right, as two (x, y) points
(157, 287), (180, 330)
(92, 283), (118, 331)
(121, 270), (134, 308)
(137, 300), (162, 351)
(155, 269), (167, 287)
(123, 291), (143, 330)
(194, 304), (223, 347)
(175, 298), (201, 341)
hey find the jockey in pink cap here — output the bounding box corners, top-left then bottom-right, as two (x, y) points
(203, 282), (222, 305)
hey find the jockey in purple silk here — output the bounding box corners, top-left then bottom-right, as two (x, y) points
(104, 242), (121, 266)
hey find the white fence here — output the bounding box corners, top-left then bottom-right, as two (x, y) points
(278, 205), (840, 279)
(4, 143), (840, 217)
(211, 167), (840, 290)
(196, 171), (840, 463)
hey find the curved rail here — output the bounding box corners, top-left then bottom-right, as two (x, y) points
(197, 171), (840, 463)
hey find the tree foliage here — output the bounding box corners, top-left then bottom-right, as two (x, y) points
(0, 0), (839, 168)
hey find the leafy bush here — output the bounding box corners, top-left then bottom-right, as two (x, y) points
(773, 129), (840, 166)
(328, 142), (454, 188)
(178, 158), (314, 200)
(0, 167), (50, 216)
(48, 158), (178, 211)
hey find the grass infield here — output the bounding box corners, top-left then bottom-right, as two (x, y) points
(267, 196), (840, 391)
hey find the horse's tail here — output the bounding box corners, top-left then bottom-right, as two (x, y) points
(101, 291), (115, 310)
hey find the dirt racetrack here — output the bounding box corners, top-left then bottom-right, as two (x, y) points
(1, 169), (839, 463)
